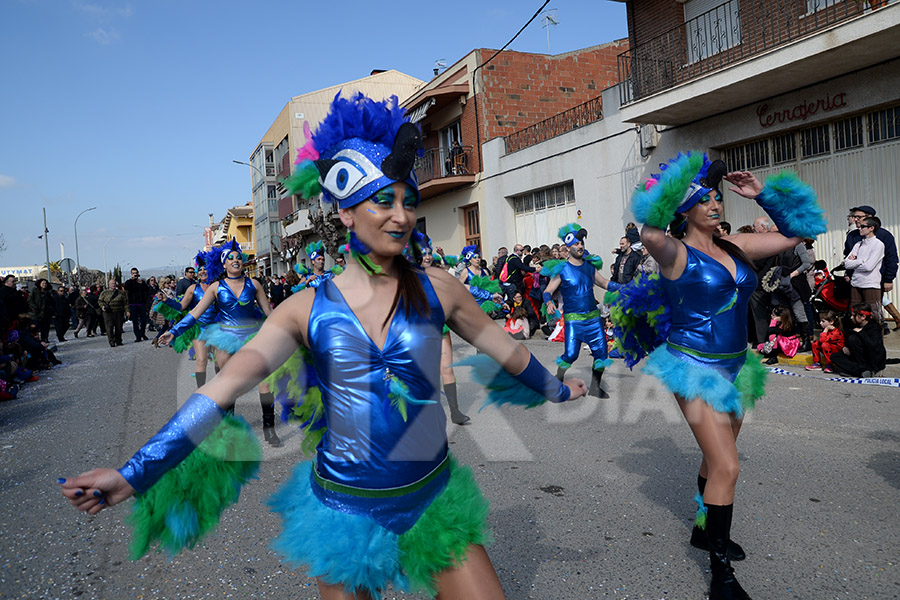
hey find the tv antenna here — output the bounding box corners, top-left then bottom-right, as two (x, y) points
(541, 9), (559, 54)
(433, 59), (447, 76)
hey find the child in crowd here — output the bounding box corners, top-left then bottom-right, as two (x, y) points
(504, 306), (530, 340)
(812, 259), (830, 287)
(806, 310), (844, 373)
(758, 306), (800, 365)
(829, 304), (887, 377)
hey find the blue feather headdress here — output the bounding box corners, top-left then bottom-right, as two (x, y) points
(461, 245), (480, 263)
(194, 248), (224, 283)
(283, 93), (423, 209)
(305, 241), (324, 261)
(558, 223), (587, 247)
(219, 238), (243, 265)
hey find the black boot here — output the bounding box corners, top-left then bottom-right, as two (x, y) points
(195, 371), (206, 388)
(444, 382), (470, 425)
(707, 504), (752, 600)
(555, 366), (568, 381)
(260, 392), (282, 447)
(690, 476), (746, 560)
(588, 369), (609, 398)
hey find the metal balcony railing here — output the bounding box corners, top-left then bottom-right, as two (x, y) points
(504, 96), (603, 154)
(618, 0), (882, 106)
(414, 145), (474, 184)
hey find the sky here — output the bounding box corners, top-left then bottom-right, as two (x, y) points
(0, 0), (628, 275)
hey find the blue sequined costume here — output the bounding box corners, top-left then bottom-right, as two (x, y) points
(199, 277), (261, 354)
(645, 244), (764, 417)
(189, 284), (218, 327)
(268, 272), (489, 595)
(556, 261), (611, 371)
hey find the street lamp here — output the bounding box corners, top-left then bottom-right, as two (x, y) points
(74, 206), (97, 286)
(232, 159), (273, 277)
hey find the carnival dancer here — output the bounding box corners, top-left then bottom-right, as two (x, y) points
(445, 245), (504, 317)
(154, 253), (220, 386)
(302, 241), (342, 289)
(419, 235), (470, 425)
(541, 224), (613, 398)
(159, 239), (282, 447)
(615, 152), (826, 599)
(60, 93), (587, 600)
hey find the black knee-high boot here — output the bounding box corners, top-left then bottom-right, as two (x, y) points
(195, 371), (206, 388)
(259, 392), (282, 447)
(555, 366), (568, 381)
(588, 369), (609, 398)
(707, 504), (752, 600)
(691, 476), (746, 560)
(443, 382), (470, 425)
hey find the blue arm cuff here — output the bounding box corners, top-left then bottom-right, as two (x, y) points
(118, 393), (225, 493)
(168, 313), (197, 338)
(542, 292), (552, 304)
(512, 355), (571, 403)
(469, 285), (492, 302)
(606, 281), (622, 292)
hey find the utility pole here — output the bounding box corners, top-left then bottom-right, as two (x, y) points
(42, 208), (51, 283)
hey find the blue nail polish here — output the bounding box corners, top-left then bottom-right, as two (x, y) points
(75, 490), (84, 496)
(57, 478), (66, 484)
(93, 490), (102, 497)
(99, 498), (106, 505)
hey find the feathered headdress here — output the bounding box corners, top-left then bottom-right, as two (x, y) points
(305, 241), (325, 261)
(632, 152), (727, 231)
(461, 244), (480, 263)
(219, 238), (243, 265)
(558, 223), (588, 247)
(283, 93), (423, 210)
(194, 248), (224, 283)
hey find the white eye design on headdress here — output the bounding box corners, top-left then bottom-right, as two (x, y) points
(321, 149), (383, 200)
(564, 232), (576, 246)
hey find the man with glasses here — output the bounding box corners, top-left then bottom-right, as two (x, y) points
(175, 266), (197, 297)
(844, 217), (885, 324)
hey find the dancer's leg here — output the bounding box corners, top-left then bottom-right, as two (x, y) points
(434, 544), (505, 600)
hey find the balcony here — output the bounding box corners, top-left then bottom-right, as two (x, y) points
(283, 208), (311, 237)
(617, 0), (900, 125)
(413, 146), (476, 199)
(504, 97), (602, 154)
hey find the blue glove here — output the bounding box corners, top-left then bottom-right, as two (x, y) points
(469, 285), (492, 302)
(168, 313), (197, 338)
(512, 355), (571, 403)
(118, 393), (225, 493)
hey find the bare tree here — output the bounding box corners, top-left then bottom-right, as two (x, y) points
(308, 206), (347, 261)
(0, 232), (6, 255)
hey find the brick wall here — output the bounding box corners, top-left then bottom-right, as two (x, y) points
(475, 40), (629, 143)
(628, 0), (684, 49)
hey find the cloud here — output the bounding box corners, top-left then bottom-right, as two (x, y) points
(0, 175), (16, 188)
(87, 27), (120, 44)
(74, 2), (134, 18)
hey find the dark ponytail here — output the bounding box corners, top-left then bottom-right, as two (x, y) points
(382, 255), (431, 329)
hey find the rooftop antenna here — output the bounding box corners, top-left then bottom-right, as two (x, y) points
(541, 9), (558, 54)
(433, 59), (447, 77)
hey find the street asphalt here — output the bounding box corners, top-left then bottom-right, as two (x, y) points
(1, 323), (898, 599)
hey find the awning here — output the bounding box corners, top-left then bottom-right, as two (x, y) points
(406, 98), (435, 124)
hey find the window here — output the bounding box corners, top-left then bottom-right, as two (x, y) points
(440, 121), (462, 176)
(868, 105), (900, 145)
(511, 182), (575, 215)
(806, 0), (839, 14)
(722, 139), (768, 171)
(800, 124), (830, 158)
(416, 217), (426, 234)
(833, 115), (864, 151)
(772, 133), (797, 165)
(684, 0), (742, 64)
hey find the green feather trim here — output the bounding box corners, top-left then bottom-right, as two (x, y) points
(329, 265), (344, 276)
(468, 275), (500, 295)
(353, 250), (383, 276)
(126, 414), (262, 559)
(479, 300), (500, 315)
(585, 253), (604, 271)
(442, 255), (460, 267)
(152, 300), (185, 322)
(694, 493), (707, 530)
(291, 386), (326, 457)
(555, 357), (572, 369)
(557, 222), (583, 240)
(265, 347), (325, 457)
(442, 323), (451, 336)
(734, 351), (767, 413)
(398, 458), (491, 597)
(631, 152), (705, 229)
(283, 160), (322, 199)
(540, 259), (567, 279)
(173, 323), (201, 353)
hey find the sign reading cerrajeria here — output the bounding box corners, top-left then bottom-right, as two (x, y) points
(757, 92), (847, 128)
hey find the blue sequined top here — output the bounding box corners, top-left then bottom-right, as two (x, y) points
(306, 271), (448, 533)
(660, 244), (757, 355)
(215, 277), (258, 327)
(190, 284), (218, 326)
(558, 261), (599, 315)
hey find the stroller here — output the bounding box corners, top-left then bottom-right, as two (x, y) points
(811, 263), (852, 332)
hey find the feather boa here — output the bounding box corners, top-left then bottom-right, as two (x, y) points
(755, 171), (827, 239)
(606, 273), (672, 369)
(264, 347), (326, 457)
(632, 152), (705, 229)
(126, 414), (261, 559)
(540, 259), (567, 279)
(584, 253), (604, 271)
